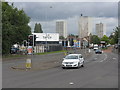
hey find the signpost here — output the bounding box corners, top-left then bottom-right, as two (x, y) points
(118, 38), (120, 53)
(27, 46), (33, 55)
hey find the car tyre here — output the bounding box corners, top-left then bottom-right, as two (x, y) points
(62, 67), (65, 69)
(77, 63), (80, 69)
(81, 65), (84, 67)
(81, 61), (84, 67)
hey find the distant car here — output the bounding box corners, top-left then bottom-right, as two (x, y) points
(95, 49), (102, 54)
(62, 54), (84, 69)
(93, 44), (99, 50)
(107, 44), (111, 47)
(114, 44), (118, 49)
(10, 48), (19, 54)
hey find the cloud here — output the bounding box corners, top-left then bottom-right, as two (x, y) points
(13, 2), (118, 21)
(12, 2), (118, 36)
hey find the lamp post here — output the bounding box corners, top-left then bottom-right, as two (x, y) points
(118, 38), (120, 53)
(45, 33), (48, 52)
(45, 6), (53, 52)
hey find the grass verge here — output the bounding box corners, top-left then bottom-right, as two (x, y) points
(2, 54), (27, 59)
(36, 50), (67, 55)
(3, 50), (67, 59)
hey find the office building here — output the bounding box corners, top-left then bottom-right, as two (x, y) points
(56, 20), (67, 38)
(78, 16), (92, 38)
(96, 22), (106, 38)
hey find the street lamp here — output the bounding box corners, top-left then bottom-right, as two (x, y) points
(45, 33), (48, 52)
(45, 6), (53, 52)
(118, 38), (120, 53)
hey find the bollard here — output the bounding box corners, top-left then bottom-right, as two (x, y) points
(64, 52), (67, 55)
(26, 59), (32, 69)
(88, 49), (91, 53)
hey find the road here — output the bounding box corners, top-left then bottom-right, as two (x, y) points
(2, 48), (118, 88)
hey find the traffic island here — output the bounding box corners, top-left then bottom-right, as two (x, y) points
(10, 60), (61, 71)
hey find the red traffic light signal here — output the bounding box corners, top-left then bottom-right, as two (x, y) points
(28, 35), (36, 46)
(28, 35), (33, 46)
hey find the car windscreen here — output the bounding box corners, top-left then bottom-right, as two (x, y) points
(96, 49), (101, 52)
(65, 55), (78, 59)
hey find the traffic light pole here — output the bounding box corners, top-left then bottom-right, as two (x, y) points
(26, 34), (36, 70)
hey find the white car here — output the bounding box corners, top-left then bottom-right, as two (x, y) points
(62, 54), (84, 69)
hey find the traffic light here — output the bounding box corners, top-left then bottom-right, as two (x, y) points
(65, 41), (68, 46)
(23, 41), (27, 46)
(62, 41), (64, 46)
(33, 35), (36, 46)
(28, 35), (36, 46)
(70, 38), (74, 46)
(28, 35), (33, 46)
(62, 41), (68, 47)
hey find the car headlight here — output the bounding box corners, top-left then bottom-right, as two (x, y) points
(62, 62), (65, 64)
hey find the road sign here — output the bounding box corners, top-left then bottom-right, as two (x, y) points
(27, 46), (33, 55)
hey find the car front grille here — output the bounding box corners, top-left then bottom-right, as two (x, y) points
(65, 62), (73, 64)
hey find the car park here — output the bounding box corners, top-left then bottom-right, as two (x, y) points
(62, 54), (84, 69)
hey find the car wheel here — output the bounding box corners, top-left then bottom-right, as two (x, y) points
(62, 67), (65, 69)
(81, 64), (84, 67)
(81, 61), (84, 67)
(77, 63), (80, 69)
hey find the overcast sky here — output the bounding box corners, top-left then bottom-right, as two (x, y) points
(12, 2), (118, 36)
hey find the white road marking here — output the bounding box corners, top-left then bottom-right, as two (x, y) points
(69, 82), (74, 85)
(94, 58), (97, 60)
(100, 54), (107, 62)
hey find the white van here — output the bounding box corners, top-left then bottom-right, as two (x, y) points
(93, 44), (98, 50)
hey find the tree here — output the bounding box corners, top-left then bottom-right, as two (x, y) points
(114, 27), (119, 44)
(109, 26), (120, 44)
(59, 36), (65, 40)
(91, 35), (100, 44)
(2, 2), (31, 54)
(101, 35), (109, 45)
(34, 23), (43, 33)
(109, 38), (115, 45)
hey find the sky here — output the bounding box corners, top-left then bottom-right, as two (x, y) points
(10, 2), (118, 36)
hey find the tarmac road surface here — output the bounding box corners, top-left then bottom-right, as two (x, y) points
(2, 48), (118, 88)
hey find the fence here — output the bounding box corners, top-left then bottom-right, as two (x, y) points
(34, 44), (63, 53)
